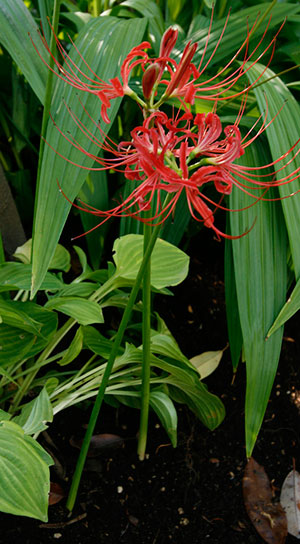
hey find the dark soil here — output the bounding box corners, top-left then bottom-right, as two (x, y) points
(1, 233), (299, 544)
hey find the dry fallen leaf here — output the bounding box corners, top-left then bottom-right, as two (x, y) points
(48, 482), (65, 505)
(280, 465), (300, 539)
(243, 457), (287, 544)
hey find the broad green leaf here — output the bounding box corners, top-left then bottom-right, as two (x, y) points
(229, 141), (288, 457)
(167, 377), (225, 430)
(225, 234), (243, 371)
(59, 282), (97, 298)
(58, 326), (83, 365)
(17, 302), (58, 359)
(246, 63), (300, 278)
(13, 387), (53, 435)
(45, 296), (104, 325)
(0, 409), (11, 422)
(14, 239), (71, 272)
(149, 391), (177, 447)
(0, 0), (49, 103)
(0, 420), (51, 520)
(113, 234), (189, 289)
(0, 302), (58, 366)
(121, 0), (164, 54)
(79, 169), (109, 269)
(189, 350), (223, 379)
(0, 324), (35, 367)
(31, 17), (148, 295)
(186, 3), (300, 67)
(0, 300), (42, 335)
(267, 279), (300, 338)
(83, 325), (123, 359)
(150, 332), (194, 369)
(0, 263), (63, 292)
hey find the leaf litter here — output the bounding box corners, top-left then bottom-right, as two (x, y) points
(243, 457), (287, 543)
(280, 461), (300, 539)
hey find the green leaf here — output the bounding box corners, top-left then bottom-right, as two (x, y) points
(0, 300), (42, 335)
(0, 263), (63, 292)
(58, 326), (83, 366)
(229, 141), (288, 457)
(45, 296), (104, 325)
(0, 324), (35, 367)
(246, 62), (300, 278)
(186, 3), (300, 68)
(14, 239), (71, 273)
(225, 235), (243, 371)
(0, 420), (51, 520)
(149, 391), (177, 447)
(78, 170), (109, 269)
(0, 0), (49, 103)
(13, 387), (53, 435)
(189, 350), (223, 380)
(113, 234), (190, 289)
(31, 17), (148, 295)
(83, 325), (122, 359)
(0, 301), (58, 366)
(267, 279), (300, 338)
(150, 332), (194, 368)
(0, 409), (11, 422)
(121, 0), (164, 54)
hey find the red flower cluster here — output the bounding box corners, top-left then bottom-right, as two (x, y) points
(34, 14), (283, 123)
(35, 14), (300, 238)
(55, 107), (300, 239)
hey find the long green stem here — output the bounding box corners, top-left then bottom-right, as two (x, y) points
(137, 221), (152, 460)
(66, 217), (166, 512)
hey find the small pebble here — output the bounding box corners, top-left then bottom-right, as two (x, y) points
(53, 534), (62, 539)
(117, 486), (123, 494)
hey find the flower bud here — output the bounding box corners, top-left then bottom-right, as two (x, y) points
(142, 63), (160, 100)
(159, 27), (178, 57)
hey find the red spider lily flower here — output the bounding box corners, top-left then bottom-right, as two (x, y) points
(33, 11), (285, 123)
(52, 107), (300, 239)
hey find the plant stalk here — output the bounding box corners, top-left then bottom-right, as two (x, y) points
(137, 221), (152, 460)
(66, 216), (166, 512)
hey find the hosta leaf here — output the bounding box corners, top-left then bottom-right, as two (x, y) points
(31, 17), (147, 295)
(149, 391), (177, 447)
(280, 467), (300, 539)
(0, 324), (35, 367)
(0, 300), (42, 335)
(0, 420), (52, 521)
(0, 0), (49, 103)
(113, 234), (189, 289)
(13, 387), (53, 435)
(58, 326), (83, 366)
(150, 332), (192, 366)
(45, 296), (103, 325)
(0, 301), (58, 366)
(229, 141), (287, 457)
(0, 263), (63, 292)
(189, 350), (223, 380)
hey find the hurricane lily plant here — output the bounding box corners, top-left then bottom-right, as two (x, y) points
(35, 16), (300, 513)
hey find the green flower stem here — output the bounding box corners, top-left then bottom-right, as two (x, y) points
(66, 215), (167, 512)
(137, 221), (152, 460)
(92, 0), (102, 16)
